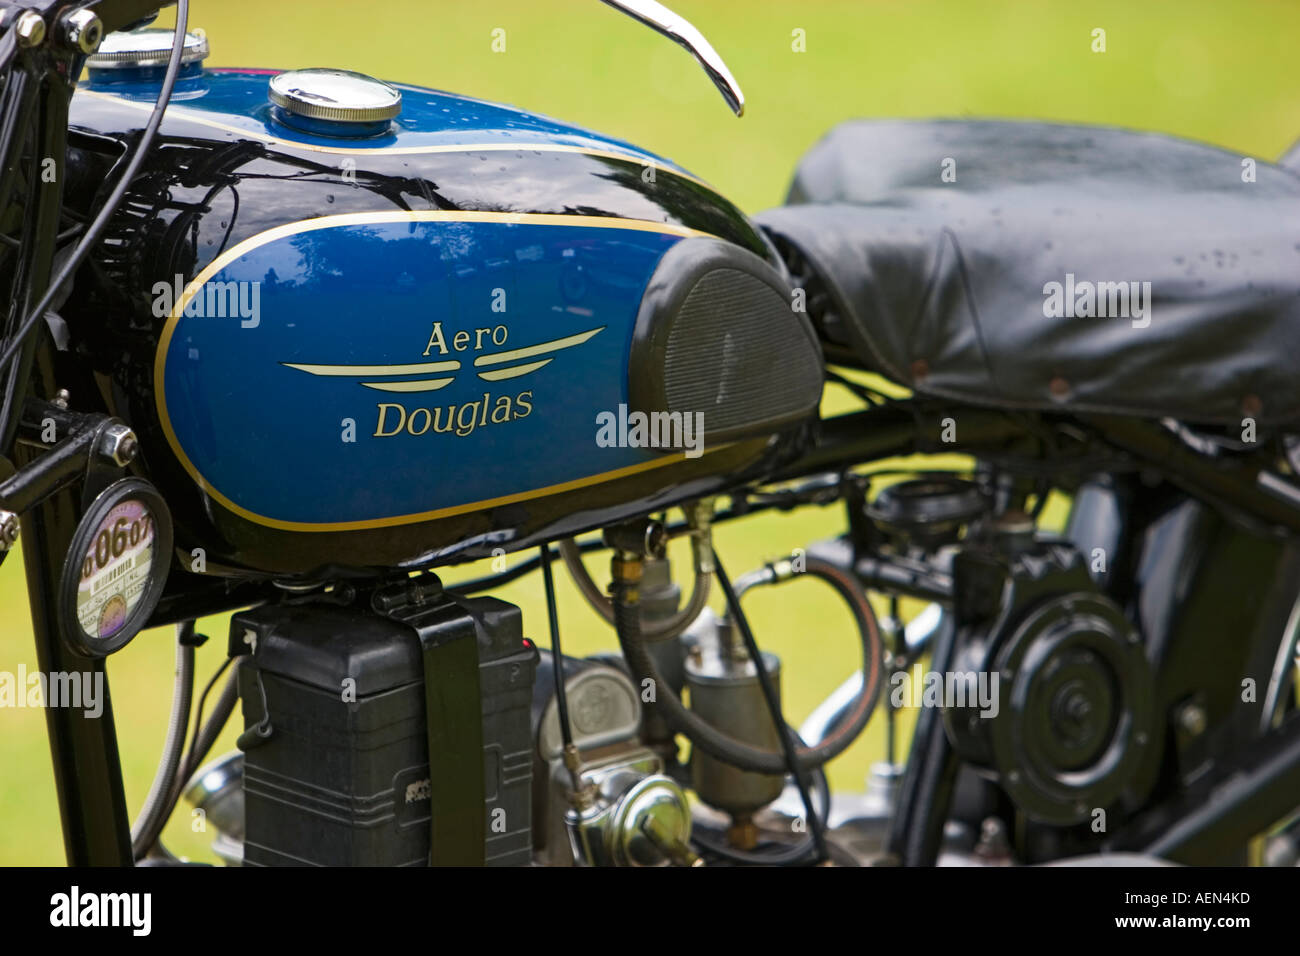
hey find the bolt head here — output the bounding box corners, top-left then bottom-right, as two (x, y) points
(644, 520), (667, 557)
(99, 424), (138, 466)
(1177, 703), (1207, 737)
(15, 11), (45, 48)
(62, 9), (102, 54)
(0, 511), (20, 551)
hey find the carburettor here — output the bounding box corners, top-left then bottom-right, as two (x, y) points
(531, 651), (695, 866)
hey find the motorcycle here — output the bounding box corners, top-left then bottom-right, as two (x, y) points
(3, 0), (1299, 868)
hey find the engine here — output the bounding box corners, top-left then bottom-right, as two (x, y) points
(942, 532), (1160, 827)
(182, 538), (868, 866)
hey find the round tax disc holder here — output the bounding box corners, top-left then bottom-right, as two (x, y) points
(58, 478), (174, 657)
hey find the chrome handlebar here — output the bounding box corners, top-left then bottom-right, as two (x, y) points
(600, 0), (745, 116)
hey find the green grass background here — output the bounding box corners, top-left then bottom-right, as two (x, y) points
(3, 0), (1298, 864)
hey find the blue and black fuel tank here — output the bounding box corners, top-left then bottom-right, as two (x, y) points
(62, 65), (823, 576)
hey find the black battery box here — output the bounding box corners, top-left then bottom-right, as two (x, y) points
(231, 585), (538, 866)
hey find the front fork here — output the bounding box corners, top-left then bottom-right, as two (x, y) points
(0, 33), (136, 865)
(20, 472), (133, 865)
(13, 345), (134, 865)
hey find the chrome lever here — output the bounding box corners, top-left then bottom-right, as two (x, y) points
(600, 0), (745, 116)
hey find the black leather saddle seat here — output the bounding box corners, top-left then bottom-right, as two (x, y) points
(756, 119), (1300, 427)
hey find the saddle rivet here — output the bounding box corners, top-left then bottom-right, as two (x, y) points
(1049, 376), (1070, 399)
(910, 359), (929, 382)
(1242, 394), (1263, 416)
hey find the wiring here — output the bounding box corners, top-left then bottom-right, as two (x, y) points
(0, 0), (191, 392)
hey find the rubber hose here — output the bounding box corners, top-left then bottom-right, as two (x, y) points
(154, 659), (243, 840)
(560, 537), (711, 640)
(613, 556), (884, 774)
(131, 621), (196, 858)
(180, 661), (241, 786)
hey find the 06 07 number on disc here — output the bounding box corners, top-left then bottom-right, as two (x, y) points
(59, 478), (173, 657)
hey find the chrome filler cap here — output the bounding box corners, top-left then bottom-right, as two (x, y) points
(86, 27), (209, 69)
(268, 68), (402, 124)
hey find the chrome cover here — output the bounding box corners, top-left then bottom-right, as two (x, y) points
(267, 68), (402, 123)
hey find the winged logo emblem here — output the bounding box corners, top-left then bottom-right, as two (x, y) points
(281, 326), (604, 392)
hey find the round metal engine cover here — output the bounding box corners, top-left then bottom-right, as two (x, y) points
(961, 592), (1156, 826)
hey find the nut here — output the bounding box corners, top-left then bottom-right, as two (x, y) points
(61, 9), (102, 54)
(14, 11), (45, 48)
(98, 423), (138, 466)
(0, 510), (20, 551)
